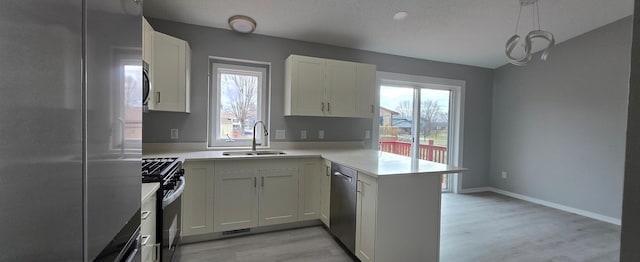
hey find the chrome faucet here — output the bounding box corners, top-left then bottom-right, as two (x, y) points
(252, 121), (268, 151)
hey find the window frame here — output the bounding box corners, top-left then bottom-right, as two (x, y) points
(374, 71), (465, 193)
(208, 57), (271, 149)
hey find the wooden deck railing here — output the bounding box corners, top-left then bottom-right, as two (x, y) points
(379, 140), (447, 164)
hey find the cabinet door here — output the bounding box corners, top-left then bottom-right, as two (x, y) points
(356, 173), (378, 262)
(320, 160), (331, 227)
(298, 158), (322, 221)
(258, 165), (299, 226)
(356, 63), (376, 118)
(141, 192), (157, 262)
(181, 161), (214, 236)
(151, 31), (188, 112)
(213, 163), (259, 232)
(287, 55), (326, 116)
(142, 17), (153, 63)
(326, 59), (357, 117)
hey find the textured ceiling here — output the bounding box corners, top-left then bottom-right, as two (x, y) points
(144, 0), (633, 69)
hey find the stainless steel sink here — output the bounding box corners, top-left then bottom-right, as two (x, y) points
(222, 150), (286, 156)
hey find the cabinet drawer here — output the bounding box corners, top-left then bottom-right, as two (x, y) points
(141, 193), (156, 236)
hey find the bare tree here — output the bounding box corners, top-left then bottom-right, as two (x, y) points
(395, 100), (412, 118)
(222, 74), (257, 131)
(395, 99), (443, 138)
(435, 111), (449, 123)
(420, 100), (441, 137)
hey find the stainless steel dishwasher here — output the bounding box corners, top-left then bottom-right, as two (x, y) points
(330, 162), (357, 254)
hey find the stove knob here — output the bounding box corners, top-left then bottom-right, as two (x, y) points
(166, 181), (176, 189)
(176, 168), (185, 176)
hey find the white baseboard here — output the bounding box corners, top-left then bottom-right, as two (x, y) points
(459, 187), (492, 193)
(489, 187), (621, 225)
(457, 187), (621, 225)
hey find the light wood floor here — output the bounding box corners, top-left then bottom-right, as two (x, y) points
(176, 192), (620, 262)
(440, 192), (620, 262)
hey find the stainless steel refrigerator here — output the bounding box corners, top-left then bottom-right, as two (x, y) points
(0, 0), (143, 261)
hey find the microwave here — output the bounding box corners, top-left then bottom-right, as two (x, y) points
(142, 60), (151, 112)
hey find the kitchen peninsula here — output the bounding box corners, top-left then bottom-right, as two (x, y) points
(145, 147), (465, 262)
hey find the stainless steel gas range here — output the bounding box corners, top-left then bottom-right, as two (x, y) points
(142, 157), (186, 262)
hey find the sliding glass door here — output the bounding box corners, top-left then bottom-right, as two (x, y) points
(377, 73), (462, 192)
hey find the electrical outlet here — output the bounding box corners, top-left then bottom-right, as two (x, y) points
(318, 130), (325, 139)
(275, 130), (286, 140)
(365, 130), (371, 139)
(501, 171), (507, 179)
(170, 129), (179, 139)
(301, 130), (307, 140)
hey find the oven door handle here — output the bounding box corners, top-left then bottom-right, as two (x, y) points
(162, 176), (185, 209)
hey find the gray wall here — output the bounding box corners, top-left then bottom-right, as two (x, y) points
(143, 18), (494, 189)
(620, 1), (640, 260)
(491, 17), (632, 219)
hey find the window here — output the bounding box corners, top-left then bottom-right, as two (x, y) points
(111, 49), (142, 152)
(209, 58), (270, 148)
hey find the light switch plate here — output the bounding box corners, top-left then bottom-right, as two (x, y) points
(301, 130), (307, 140)
(275, 130), (286, 140)
(318, 130), (325, 139)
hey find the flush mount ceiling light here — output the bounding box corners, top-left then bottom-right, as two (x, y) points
(505, 0), (555, 66)
(228, 15), (257, 34)
(393, 11), (408, 20)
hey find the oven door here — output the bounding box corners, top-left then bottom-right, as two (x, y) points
(162, 176), (184, 262)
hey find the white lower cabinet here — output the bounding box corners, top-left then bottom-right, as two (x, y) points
(213, 162), (259, 232)
(181, 161), (215, 236)
(355, 173), (378, 262)
(298, 158), (322, 221)
(213, 159), (300, 232)
(320, 160), (331, 227)
(356, 172), (442, 262)
(141, 187), (158, 262)
(259, 163), (299, 226)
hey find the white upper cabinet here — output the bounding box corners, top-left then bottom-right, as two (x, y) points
(284, 55), (376, 118)
(150, 31), (190, 113)
(142, 17), (153, 64)
(285, 55), (327, 116)
(326, 60), (358, 117)
(355, 63), (377, 118)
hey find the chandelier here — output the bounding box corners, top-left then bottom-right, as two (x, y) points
(505, 0), (555, 66)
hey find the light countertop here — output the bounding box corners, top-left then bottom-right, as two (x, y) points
(144, 149), (465, 178)
(141, 182), (160, 202)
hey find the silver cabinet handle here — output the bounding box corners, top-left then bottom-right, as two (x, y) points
(328, 102), (331, 111)
(141, 210), (151, 220)
(357, 180), (362, 193)
(141, 235), (151, 246)
(261, 177), (264, 187)
(325, 166), (330, 176)
(254, 177), (257, 188)
(155, 91), (161, 103)
(321, 102), (325, 111)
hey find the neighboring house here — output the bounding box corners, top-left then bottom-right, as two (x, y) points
(391, 115), (412, 134)
(379, 106), (399, 126)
